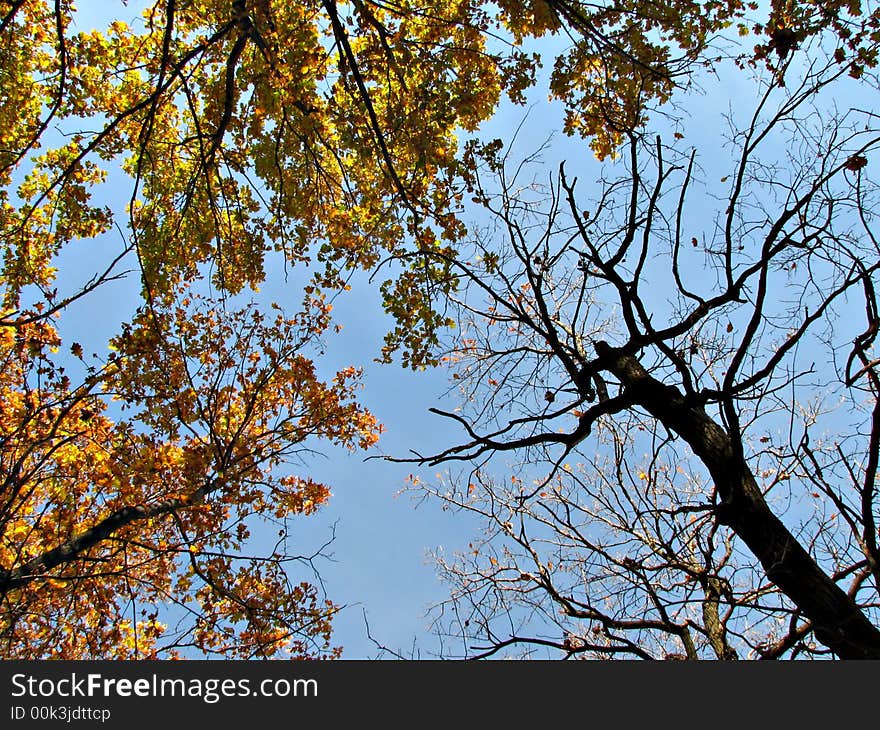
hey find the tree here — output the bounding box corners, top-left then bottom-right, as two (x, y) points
(0, 288), (379, 657)
(1, 0), (776, 657)
(403, 43), (880, 657)
(0, 0), (483, 658)
(4, 0), (878, 660)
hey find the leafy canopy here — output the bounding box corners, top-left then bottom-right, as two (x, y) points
(3, 0), (879, 657)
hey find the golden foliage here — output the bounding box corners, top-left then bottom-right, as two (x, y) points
(4, 0), (867, 658)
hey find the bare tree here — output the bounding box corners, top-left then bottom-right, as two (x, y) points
(401, 53), (880, 659)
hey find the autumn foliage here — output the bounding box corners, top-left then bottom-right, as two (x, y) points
(0, 283), (383, 656)
(3, 0), (880, 659)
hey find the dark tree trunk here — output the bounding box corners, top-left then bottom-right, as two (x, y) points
(596, 341), (880, 659)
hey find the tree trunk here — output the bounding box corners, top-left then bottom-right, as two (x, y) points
(596, 341), (880, 659)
